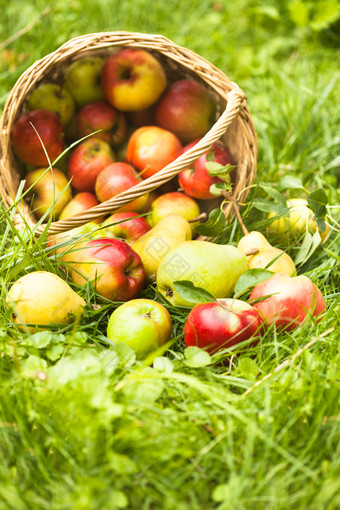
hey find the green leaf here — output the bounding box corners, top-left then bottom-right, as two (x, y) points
(194, 208), (227, 236)
(288, 0), (310, 28)
(259, 184), (288, 206)
(252, 198), (289, 215)
(27, 331), (53, 349)
(111, 490), (129, 509)
(184, 346), (211, 368)
(206, 161), (235, 176)
(153, 356), (174, 373)
(238, 357), (260, 381)
(122, 367), (165, 402)
(294, 230), (322, 265)
(279, 175), (304, 190)
(45, 343), (64, 361)
(234, 269), (274, 297)
(173, 280), (216, 304)
(306, 188), (328, 232)
(310, 1), (340, 31)
(212, 483), (230, 502)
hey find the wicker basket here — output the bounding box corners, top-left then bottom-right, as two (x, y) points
(0, 31), (257, 236)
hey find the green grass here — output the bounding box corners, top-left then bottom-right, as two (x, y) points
(0, 1), (340, 509)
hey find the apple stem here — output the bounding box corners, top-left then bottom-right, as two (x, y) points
(188, 212), (208, 224)
(223, 191), (249, 236)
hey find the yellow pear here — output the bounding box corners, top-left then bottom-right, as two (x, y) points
(267, 198), (330, 244)
(133, 213), (192, 283)
(237, 231), (296, 276)
(6, 271), (86, 331)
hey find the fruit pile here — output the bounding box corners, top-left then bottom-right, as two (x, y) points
(6, 47), (328, 357)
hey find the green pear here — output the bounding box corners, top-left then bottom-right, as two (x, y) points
(157, 240), (248, 307)
(6, 271), (86, 332)
(133, 213), (192, 283)
(237, 231), (296, 276)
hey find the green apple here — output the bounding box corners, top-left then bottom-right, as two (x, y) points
(107, 299), (172, 358)
(27, 83), (75, 127)
(65, 57), (104, 107)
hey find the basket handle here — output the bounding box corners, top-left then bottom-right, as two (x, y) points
(23, 87), (246, 236)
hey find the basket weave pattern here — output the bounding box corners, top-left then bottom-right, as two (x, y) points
(0, 32), (257, 236)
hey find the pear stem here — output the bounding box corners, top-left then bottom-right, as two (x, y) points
(188, 212), (208, 224)
(224, 191), (249, 236)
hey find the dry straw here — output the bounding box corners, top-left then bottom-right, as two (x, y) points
(0, 31), (257, 236)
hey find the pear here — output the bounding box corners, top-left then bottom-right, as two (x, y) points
(157, 240), (248, 307)
(6, 271), (86, 332)
(133, 213), (192, 283)
(237, 231), (296, 276)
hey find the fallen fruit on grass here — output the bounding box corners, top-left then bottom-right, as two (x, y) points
(12, 110), (64, 166)
(267, 198), (330, 244)
(107, 299), (172, 357)
(133, 213), (192, 283)
(157, 241), (248, 307)
(24, 167), (72, 220)
(68, 238), (146, 301)
(249, 272), (326, 330)
(237, 231), (296, 276)
(155, 79), (216, 143)
(184, 298), (264, 354)
(101, 48), (167, 111)
(6, 271), (85, 332)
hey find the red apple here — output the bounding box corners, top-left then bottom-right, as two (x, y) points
(155, 79), (217, 143)
(126, 105), (156, 127)
(249, 272), (326, 330)
(95, 162), (149, 212)
(68, 238), (146, 301)
(24, 167), (72, 219)
(103, 212), (151, 244)
(126, 126), (182, 179)
(67, 138), (115, 192)
(101, 48), (167, 111)
(184, 298), (264, 354)
(178, 140), (234, 199)
(12, 110), (64, 166)
(76, 100), (127, 146)
(59, 191), (102, 223)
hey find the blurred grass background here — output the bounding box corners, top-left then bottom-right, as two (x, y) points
(0, 1), (340, 509)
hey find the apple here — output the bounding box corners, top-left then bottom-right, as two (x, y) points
(101, 48), (167, 111)
(95, 162), (149, 212)
(12, 110), (64, 166)
(67, 138), (116, 192)
(59, 191), (103, 223)
(184, 298), (264, 354)
(24, 167), (72, 219)
(149, 191), (200, 228)
(267, 198), (330, 244)
(65, 56), (104, 107)
(103, 212), (150, 244)
(68, 238), (146, 301)
(249, 272), (326, 330)
(178, 140), (234, 200)
(27, 83), (75, 127)
(126, 126), (182, 179)
(107, 299), (172, 357)
(126, 105), (156, 127)
(76, 100), (127, 146)
(48, 221), (114, 261)
(155, 79), (217, 143)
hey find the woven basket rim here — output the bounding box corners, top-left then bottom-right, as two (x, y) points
(0, 31), (258, 236)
